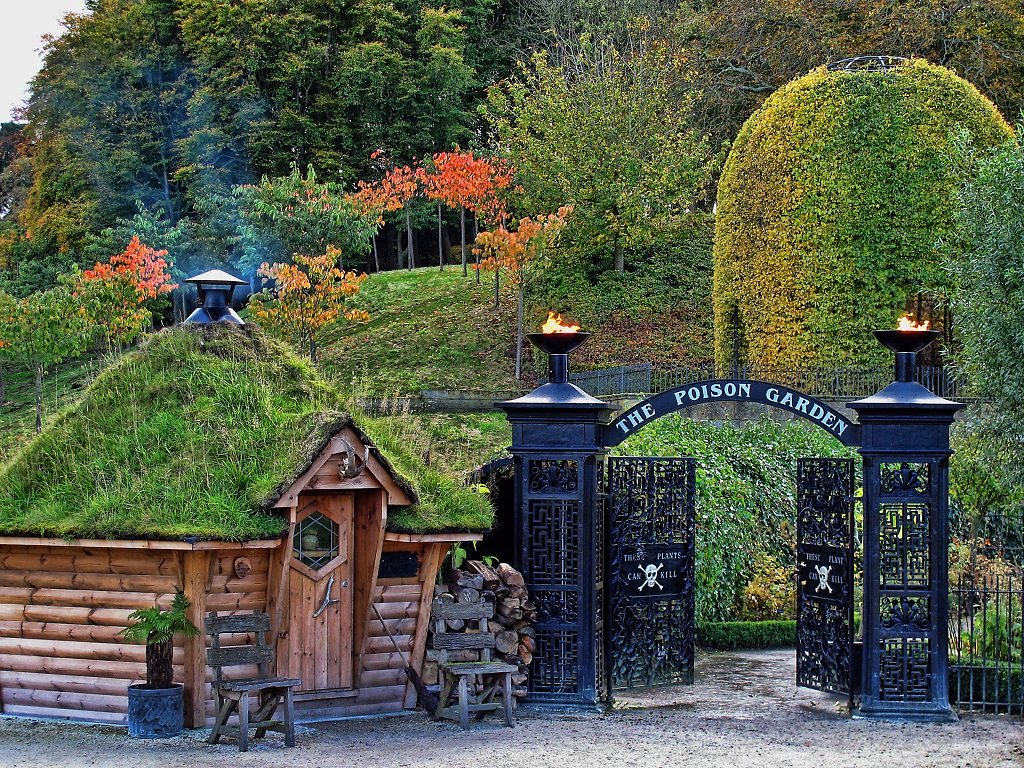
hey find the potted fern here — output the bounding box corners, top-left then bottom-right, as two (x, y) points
(120, 591), (198, 738)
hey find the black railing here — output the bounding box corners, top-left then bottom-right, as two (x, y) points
(567, 363), (971, 400)
(949, 573), (1024, 715)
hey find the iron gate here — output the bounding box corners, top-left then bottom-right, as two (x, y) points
(606, 456), (696, 689)
(796, 457), (856, 696)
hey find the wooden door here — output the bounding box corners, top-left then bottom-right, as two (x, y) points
(285, 493), (354, 693)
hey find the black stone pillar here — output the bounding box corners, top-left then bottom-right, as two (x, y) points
(849, 330), (963, 720)
(498, 333), (614, 707)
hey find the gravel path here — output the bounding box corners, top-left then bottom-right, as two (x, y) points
(0, 649), (1020, 768)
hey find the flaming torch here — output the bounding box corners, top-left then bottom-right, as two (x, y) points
(874, 315), (940, 382)
(526, 311), (590, 384)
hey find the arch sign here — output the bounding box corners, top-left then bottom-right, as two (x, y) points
(600, 379), (862, 448)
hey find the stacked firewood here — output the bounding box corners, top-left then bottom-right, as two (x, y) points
(423, 560), (537, 696)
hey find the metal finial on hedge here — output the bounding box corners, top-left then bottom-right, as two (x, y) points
(827, 55), (909, 72)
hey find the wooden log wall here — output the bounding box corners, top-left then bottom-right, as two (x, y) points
(0, 545), (184, 724)
(197, 549), (270, 727)
(0, 544), (271, 726)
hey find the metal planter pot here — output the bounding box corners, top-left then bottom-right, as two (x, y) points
(127, 684), (184, 738)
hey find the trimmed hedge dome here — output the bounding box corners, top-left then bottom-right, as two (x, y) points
(713, 59), (1012, 369)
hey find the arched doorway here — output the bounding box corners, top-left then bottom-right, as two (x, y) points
(599, 381), (857, 700)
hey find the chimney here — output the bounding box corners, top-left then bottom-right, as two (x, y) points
(183, 270), (247, 325)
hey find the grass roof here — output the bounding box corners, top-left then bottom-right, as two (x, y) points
(0, 325), (493, 540)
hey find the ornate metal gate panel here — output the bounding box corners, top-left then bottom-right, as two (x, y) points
(606, 457), (696, 689)
(796, 458), (855, 695)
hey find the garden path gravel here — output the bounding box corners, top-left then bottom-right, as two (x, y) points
(0, 649), (1020, 768)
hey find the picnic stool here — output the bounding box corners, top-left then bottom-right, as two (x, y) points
(205, 610), (300, 751)
(431, 598), (518, 729)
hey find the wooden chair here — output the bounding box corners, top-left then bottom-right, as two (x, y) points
(205, 611), (301, 751)
(431, 599), (518, 730)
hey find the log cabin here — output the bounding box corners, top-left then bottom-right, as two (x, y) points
(0, 325), (492, 726)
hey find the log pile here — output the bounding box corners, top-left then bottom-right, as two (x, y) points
(423, 560), (536, 696)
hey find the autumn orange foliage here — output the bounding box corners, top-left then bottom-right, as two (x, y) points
(79, 236), (176, 347)
(250, 248), (369, 360)
(474, 206), (573, 380)
(474, 206), (573, 283)
(418, 148), (515, 224)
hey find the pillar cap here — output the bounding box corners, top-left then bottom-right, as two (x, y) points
(497, 382), (614, 411)
(848, 381), (964, 414)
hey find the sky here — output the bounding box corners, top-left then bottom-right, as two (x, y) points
(1, 1), (89, 121)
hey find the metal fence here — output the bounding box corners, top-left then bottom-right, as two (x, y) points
(949, 573), (1024, 715)
(567, 363), (971, 400)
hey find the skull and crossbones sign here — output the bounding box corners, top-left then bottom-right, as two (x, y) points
(638, 563), (664, 592)
(813, 564), (833, 594)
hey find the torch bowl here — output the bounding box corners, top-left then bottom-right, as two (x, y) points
(873, 329), (941, 354)
(526, 332), (591, 356)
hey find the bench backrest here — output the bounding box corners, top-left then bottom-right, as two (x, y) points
(205, 610), (274, 683)
(430, 599), (496, 660)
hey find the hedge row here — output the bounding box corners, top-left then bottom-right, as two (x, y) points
(697, 620), (797, 650)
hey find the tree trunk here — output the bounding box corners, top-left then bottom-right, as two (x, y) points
(461, 207), (467, 277)
(396, 227), (405, 269)
(437, 203), (444, 270)
(33, 364), (43, 434)
(372, 234), (380, 273)
(614, 239), (624, 273)
(147, 637), (174, 689)
(474, 213), (481, 284)
(309, 336), (317, 363)
(515, 285), (524, 382)
(405, 209), (415, 269)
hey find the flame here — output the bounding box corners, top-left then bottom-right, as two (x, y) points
(541, 311), (581, 334)
(897, 315), (931, 331)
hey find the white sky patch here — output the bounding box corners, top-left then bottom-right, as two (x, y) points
(1, 1), (90, 122)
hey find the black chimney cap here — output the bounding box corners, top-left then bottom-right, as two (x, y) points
(183, 269), (246, 325)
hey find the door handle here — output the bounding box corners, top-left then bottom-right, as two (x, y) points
(313, 573), (340, 618)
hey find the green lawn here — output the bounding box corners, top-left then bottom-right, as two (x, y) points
(320, 267), (521, 395)
(0, 356), (102, 463)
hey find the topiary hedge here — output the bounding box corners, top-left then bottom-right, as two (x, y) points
(713, 59), (1012, 370)
(698, 620), (797, 650)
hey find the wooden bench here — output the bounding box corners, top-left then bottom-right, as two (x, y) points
(205, 611), (300, 751)
(431, 599), (517, 729)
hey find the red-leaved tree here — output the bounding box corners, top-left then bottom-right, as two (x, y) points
(475, 206), (573, 380)
(78, 236), (176, 350)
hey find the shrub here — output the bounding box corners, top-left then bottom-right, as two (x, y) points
(713, 59), (1012, 370)
(736, 555), (797, 621)
(698, 620), (797, 650)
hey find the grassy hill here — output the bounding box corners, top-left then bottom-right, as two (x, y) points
(0, 265), (711, 466)
(319, 268), (522, 394)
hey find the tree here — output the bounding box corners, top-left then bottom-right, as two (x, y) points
(674, 0), (1024, 146)
(379, 164), (421, 270)
(483, 44), (716, 274)
(0, 286), (90, 432)
(418, 148), (515, 277)
(475, 206), (572, 380)
(76, 236), (176, 350)
(250, 249), (370, 361)
(949, 132), (1024, 485)
(235, 164), (377, 274)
